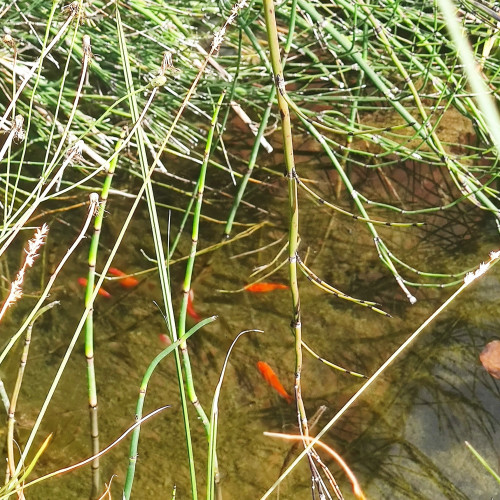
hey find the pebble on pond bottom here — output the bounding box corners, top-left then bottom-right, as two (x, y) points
(479, 340), (500, 379)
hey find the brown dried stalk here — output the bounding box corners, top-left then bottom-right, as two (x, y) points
(0, 224), (49, 323)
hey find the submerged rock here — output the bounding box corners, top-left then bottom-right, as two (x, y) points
(479, 341), (500, 379)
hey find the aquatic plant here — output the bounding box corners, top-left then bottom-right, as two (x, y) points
(1, 0), (500, 498)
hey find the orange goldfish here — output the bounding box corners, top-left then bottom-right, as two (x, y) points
(77, 277), (111, 298)
(158, 334), (172, 346)
(186, 289), (201, 321)
(257, 361), (293, 404)
(108, 267), (139, 288)
(244, 283), (288, 293)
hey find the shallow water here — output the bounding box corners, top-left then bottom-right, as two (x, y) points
(3, 157), (500, 500)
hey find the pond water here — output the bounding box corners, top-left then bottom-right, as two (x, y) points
(3, 150), (500, 500)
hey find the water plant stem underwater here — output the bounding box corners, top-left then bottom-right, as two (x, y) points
(262, 0), (334, 496)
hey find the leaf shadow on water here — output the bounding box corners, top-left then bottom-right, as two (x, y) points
(333, 314), (500, 500)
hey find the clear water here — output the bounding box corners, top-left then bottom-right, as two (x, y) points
(3, 158), (500, 500)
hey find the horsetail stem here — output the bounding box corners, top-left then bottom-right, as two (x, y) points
(123, 317), (217, 499)
(0, 3), (79, 131)
(263, 250), (500, 498)
(224, 86), (276, 237)
(116, 8), (199, 496)
(81, 130), (123, 497)
(262, 0), (308, 438)
(178, 91), (226, 432)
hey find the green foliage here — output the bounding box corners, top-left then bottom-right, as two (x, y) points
(1, 0), (500, 498)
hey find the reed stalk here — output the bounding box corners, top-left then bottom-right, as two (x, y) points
(6, 302), (58, 491)
(262, 0), (307, 447)
(81, 131), (123, 497)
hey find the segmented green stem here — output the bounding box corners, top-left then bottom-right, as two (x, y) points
(82, 131), (123, 497)
(116, 9), (198, 498)
(262, 0), (308, 437)
(12, 193), (99, 477)
(178, 92), (226, 432)
(297, 0), (500, 218)
(224, 86), (275, 237)
(123, 317), (217, 499)
(6, 302), (58, 482)
(262, 250), (500, 498)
